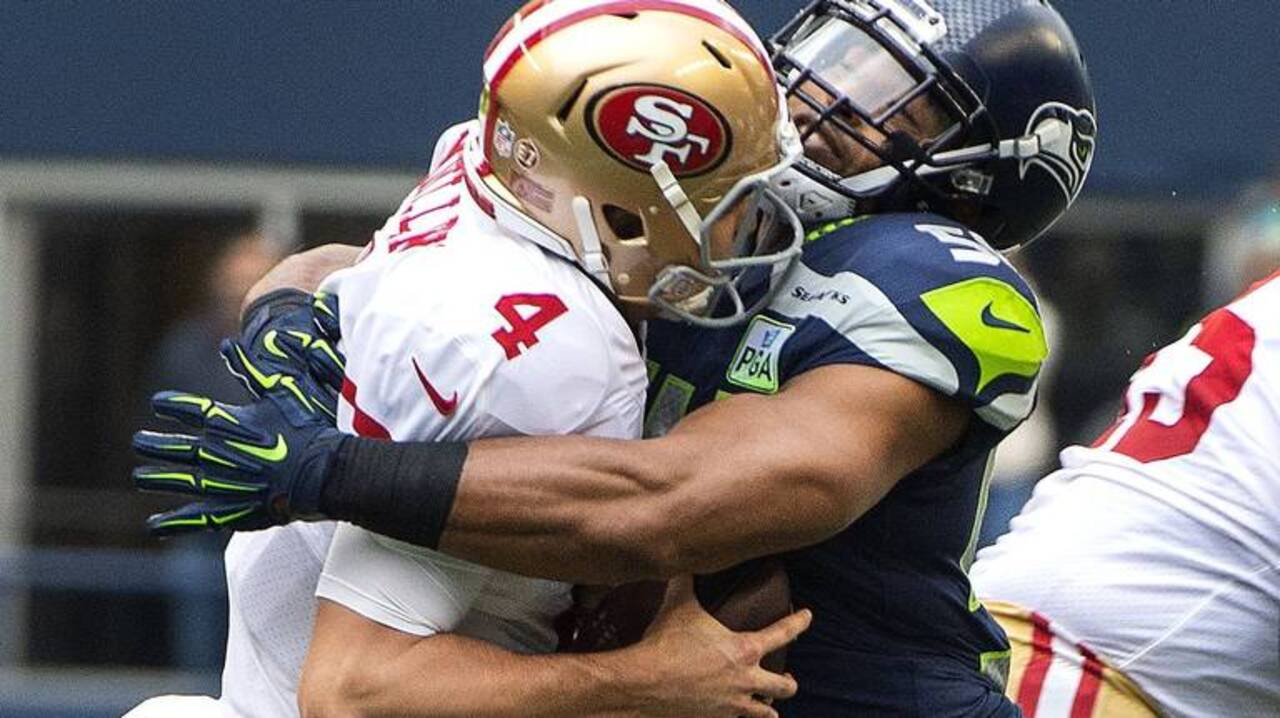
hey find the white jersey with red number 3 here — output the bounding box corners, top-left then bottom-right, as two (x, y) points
(215, 121), (646, 718)
(972, 272), (1280, 717)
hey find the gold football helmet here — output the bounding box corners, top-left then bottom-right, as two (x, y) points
(467, 0), (804, 326)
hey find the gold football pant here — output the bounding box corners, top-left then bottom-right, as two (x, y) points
(985, 601), (1162, 718)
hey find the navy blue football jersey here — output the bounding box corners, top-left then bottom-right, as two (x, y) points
(645, 213), (1045, 716)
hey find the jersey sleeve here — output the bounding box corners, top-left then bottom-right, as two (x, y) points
(316, 523), (493, 637)
(314, 253), (513, 635)
(315, 243), (631, 635)
(428, 121), (475, 172)
(774, 214), (1047, 431)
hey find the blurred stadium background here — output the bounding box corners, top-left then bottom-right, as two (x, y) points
(0, 1), (1276, 715)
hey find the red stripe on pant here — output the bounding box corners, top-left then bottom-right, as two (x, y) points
(1070, 645), (1104, 718)
(1017, 612), (1055, 716)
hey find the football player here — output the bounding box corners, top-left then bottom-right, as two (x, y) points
(128, 2), (811, 717)
(138, 0), (1097, 714)
(972, 269), (1280, 717)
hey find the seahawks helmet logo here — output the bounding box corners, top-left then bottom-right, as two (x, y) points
(1019, 102), (1097, 204)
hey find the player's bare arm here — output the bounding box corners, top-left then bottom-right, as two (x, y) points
(240, 243), (360, 315)
(437, 363), (968, 583)
(299, 577), (807, 718)
(135, 342), (967, 582)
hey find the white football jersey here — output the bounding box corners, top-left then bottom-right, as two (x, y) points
(972, 273), (1280, 717)
(216, 122), (646, 718)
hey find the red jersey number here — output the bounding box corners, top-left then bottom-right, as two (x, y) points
(1095, 309), (1256, 463)
(492, 294), (569, 360)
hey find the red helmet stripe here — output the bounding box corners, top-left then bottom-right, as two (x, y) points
(486, 1), (771, 95)
(483, 0), (557, 62)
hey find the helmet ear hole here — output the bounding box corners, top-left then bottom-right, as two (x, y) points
(603, 204), (646, 241)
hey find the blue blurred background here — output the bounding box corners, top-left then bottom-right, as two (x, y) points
(0, 2), (1276, 715)
(3, 0), (1278, 188)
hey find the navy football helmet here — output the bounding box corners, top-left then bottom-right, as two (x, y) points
(771, 0), (1096, 249)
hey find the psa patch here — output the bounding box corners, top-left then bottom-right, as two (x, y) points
(726, 316), (795, 394)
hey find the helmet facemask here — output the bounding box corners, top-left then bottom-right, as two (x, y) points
(771, 0), (993, 222)
(649, 117), (806, 328)
(770, 0), (1097, 250)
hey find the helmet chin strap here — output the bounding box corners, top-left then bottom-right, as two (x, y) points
(785, 118), (1069, 220)
(650, 161), (707, 245)
(571, 196), (614, 288)
(775, 166), (859, 224)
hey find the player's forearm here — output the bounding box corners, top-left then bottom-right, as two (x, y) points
(241, 243), (361, 317)
(323, 369), (962, 584)
(443, 431), (852, 580)
(443, 367), (968, 581)
(301, 629), (656, 718)
(322, 432), (679, 583)
(325, 424), (849, 584)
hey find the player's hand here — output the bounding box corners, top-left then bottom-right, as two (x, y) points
(625, 576), (810, 717)
(132, 384), (344, 536)
(230, 290), (345, 418)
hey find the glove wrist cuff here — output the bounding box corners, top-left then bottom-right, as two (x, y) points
(322, 437), (467, 549)
(240, 288), (312, 343)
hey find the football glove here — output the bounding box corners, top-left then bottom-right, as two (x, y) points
(228, 290), (345, 418)
(133, 387), (344, 536)
(133, 291), (349, 537)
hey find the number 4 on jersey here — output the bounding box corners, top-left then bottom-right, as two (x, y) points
(491, 294), (569, 360)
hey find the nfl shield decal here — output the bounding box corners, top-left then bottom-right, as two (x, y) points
(587, 84), (731, 177)
(727, 316), (795, 393)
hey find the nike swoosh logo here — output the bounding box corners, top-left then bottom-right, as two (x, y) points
(225, 434), (289, 463)
(412, 357), (459, 416)
(211, 506), (258, 526)
(980, 302), (1031, 334)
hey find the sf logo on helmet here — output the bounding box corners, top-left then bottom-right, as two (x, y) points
(588, 84), (730, 177)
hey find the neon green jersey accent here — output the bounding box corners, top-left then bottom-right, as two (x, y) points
(643, 373), (696, 438)
(226, 434), (289, 463)
(714, 390), (733, 401)
(804, 215), (868, 243)
(920, 277), (1047, 393)
(645, 359), (661, 383)
(979, 648), (1012, 691)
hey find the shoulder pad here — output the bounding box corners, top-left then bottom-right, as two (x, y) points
(772, 213), (1046, 430)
